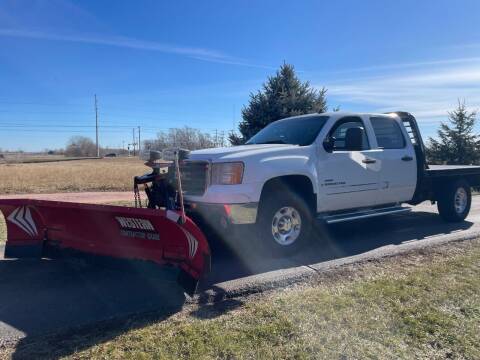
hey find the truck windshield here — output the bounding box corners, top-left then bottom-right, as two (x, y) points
(246, 115), (329, 146)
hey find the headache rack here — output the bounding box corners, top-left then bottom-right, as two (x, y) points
(386, 111), (429, 172)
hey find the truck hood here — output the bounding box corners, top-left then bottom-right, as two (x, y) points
(188, 144), (298, 161)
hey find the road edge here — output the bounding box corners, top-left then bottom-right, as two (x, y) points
(195, 228), (480, 302)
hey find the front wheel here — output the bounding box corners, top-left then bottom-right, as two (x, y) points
(437, 180), (471, 222)
(257, 191), (313, 256)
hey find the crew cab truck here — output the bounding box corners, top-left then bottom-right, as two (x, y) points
(180, 111), (480, 255)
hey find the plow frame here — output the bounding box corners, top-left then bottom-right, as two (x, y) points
(0, 199), (210, 296)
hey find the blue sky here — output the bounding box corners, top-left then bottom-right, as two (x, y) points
(1, 0), (480, 151)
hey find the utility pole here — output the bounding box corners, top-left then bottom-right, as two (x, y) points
(137, 126), (141, 155)
(132, 128), (136, 156)
(95, 94), (99, 157)
(220, 130), (225, 147)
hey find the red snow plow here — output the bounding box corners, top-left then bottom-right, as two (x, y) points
(0, 150), (210, 296)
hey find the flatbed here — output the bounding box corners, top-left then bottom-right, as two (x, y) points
(426, 165), (480, 177)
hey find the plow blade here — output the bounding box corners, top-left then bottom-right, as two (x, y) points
(0, 199), (210, 296)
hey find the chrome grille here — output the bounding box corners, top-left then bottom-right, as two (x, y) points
(179, 161), (209, 196)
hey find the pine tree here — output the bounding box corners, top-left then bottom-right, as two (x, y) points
(426, 101), (479, 165)
(229, 63), (327, 145)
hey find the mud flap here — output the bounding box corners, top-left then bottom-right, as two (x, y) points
(0, 199), (210, 295)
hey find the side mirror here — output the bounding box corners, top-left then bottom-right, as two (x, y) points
(323, 137), (335, 152)
(345, 127), (364, 151)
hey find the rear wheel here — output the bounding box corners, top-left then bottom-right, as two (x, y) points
(437, 180), (471, 222)
(257, 190), (313, 256)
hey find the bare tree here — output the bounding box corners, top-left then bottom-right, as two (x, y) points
(143, 127), (217, 151)
(65, 136), (97, 157)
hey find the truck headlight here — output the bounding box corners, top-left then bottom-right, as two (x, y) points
(211, 162), (244, 185)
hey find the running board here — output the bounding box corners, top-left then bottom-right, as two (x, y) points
(319, 206), (411, 224)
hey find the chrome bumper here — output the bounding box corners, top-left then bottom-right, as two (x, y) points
(186, 202), (259, 225)
(228, 203), (259, 224)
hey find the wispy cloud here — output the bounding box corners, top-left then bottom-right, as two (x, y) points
(0, 28), (273, 69)
(322, 57), (480, 76)
(323, 61), (480, 124)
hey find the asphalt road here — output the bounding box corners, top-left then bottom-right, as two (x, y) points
(1, 198), (479, 354)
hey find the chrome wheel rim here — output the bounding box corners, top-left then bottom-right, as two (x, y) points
(454, 187), (468, 214)
(271, 206), (302, 246)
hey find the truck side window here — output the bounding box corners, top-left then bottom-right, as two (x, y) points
(328, 117), (369, 151)
(370, 117), (406, 149)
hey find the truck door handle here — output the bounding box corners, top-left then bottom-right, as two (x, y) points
(362, 158), (376, 164)
(401, 156), (413, 161)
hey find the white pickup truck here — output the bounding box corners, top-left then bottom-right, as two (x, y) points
(179, 111), (480, 254)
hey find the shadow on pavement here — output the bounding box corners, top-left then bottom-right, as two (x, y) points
(0, 258), (185, 359)
(204, 210), (474, 286)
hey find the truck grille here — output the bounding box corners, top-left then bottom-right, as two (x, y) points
(179, 161), (209, 196)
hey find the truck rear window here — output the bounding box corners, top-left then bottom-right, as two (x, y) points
(370, 117), (406, 149)
(246, 115), (329, 146)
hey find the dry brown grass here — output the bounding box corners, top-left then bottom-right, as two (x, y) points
(1, 154), (73, 164)
(0, 157), (147, 194)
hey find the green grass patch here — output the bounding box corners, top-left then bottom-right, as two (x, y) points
(6, 240), (480, 359)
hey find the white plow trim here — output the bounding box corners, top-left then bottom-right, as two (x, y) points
(7, 206), (38, 237)
(165, 210), (198, 258)
(181, 227), (198, 259)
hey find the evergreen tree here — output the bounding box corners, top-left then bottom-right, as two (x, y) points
(426, 101), (479, 165)
(229, 63), (327, 145)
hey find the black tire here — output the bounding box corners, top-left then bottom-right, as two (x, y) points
(437, 179), (471, 222)
(256, 190), (314, 257)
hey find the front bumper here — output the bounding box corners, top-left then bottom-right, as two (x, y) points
(185, 202), (259, 226)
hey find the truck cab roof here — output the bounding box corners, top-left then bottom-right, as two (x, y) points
(279, 112), (403, 121)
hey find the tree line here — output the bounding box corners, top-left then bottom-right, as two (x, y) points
(143, 127), (225, 152)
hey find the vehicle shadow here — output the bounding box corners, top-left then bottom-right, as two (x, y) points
(204, 208), (475, 286)
(0, 258), (185, 359)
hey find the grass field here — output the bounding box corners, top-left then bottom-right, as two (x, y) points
(3, 239), (479, 359)
(0, 153), (68, 164)
(0, 157), (146, 194)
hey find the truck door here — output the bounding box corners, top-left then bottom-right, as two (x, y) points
(369, 116), (417, 204)
(317, 116), (381, 212)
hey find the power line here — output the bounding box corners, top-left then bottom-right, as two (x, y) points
(0, 110), (93, 114)
(0, 123), (144, 128)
